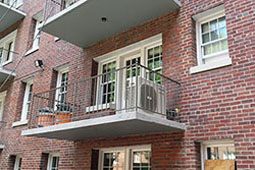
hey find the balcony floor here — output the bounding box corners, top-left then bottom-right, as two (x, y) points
(22, 111), (186, 141)
(0, 3), (26, 33)
(0, 68), (15, 83)
(42, 0), (181, 48)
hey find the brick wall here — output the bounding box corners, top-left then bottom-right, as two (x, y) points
(0, 0), (254, 169)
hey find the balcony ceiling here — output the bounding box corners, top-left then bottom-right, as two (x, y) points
(22, 112), (186, 141)
(0, 3), (26, 33)
(42, 0), (181, 48)
(0, 68), (15, 83)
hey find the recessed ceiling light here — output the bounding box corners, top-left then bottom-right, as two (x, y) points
(101, 17), (107, 22)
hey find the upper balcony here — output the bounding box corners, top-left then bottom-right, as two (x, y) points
(0, 1), (26, 33)
(22, 63), (185, 141)
(42, 0), (181, 48)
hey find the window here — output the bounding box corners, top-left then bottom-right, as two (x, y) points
(47, 153), (60, 170)
(100, 145), (151, 170)
(190, 6), (232, 74)
(200, 16), (228, 59)
(21, 81), (33, 121)
(0, 30), (17, 65)
(26, 13), (43, 55)
(100, 61), (116, 104)
(32, 19), (43, 50)
(201, 141), (236, 170)
(14, 156), (22, 170)
(147, 45), (162, 84)
(0, 91), (7, 122)
(55, 67), (69, 110)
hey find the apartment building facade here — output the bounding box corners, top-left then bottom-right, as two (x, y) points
(0, 0), (254, 169)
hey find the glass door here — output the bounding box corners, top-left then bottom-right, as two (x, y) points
(123, 54), (141, 110)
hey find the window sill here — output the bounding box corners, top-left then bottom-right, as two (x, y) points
(25, 47), (39, 56)
(12, 120), (28, 127)
(190, 57), (232, 74)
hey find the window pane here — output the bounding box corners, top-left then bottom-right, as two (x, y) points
(202, 33), (210, 43)
(219, 27), (227, 38)
(221, 39), (228, 50)
(211, 42), (220, 53)
(204, 44), (212, 56)
(207, 145), (235, 160)
(218, 16), (226, 28)
(202, 23), (209, 33)
(210, 30), (219, 41)
(132, 151), (151, 170)
(210, 19), (217, 31)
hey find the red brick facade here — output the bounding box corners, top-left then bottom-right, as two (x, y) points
(0, 0), (255, 169)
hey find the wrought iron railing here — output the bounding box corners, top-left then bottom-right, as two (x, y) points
(0, 0), (23, 9)
(29, 63), (181, 128)
(43, 0), (80, 20)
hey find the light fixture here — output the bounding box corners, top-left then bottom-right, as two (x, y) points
(101, 17), (107, 23)
(34, 59), (44, 70)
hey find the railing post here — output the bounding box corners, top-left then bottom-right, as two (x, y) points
(135, 61), (138, 111)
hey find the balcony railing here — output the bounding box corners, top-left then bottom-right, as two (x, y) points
(43, 0), (79, 20)
(29, 63), (181, 128)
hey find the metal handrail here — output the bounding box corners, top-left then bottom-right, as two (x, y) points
(30, 62), (181, 127)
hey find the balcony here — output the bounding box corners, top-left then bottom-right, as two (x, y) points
(0, 67), (15, 83)
(0, 1), (26, 33)
(41, 0), (181, 48)
(22, 63), (185, 141)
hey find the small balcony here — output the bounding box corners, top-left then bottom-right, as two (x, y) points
(0, 1), (26, 33)
(0, 66), (15, 83)
(22, 63), (185, 141)
(0, 48), (16, 83)
(41, 0), (181, 47)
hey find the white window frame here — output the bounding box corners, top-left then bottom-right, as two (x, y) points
(0, 30), (17, 66)
(21, 80), (33, 121)
(55, 66), (69, 110)
(99, 145), (151, 170)
(201, 140), (235, 170)
(14, 155), (22, 170)
(190, 5), (232, 74)
(0, 91), (7, 122)
(87, 34), (162, 112)
(47, 153), (60, 170)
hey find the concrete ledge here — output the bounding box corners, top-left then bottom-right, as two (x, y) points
(0, 2), (26, 33)
(22, 112), (186, 141)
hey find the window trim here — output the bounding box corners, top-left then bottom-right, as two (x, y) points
(47, 153), (60, 170)
(99, 145), (151, 170)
